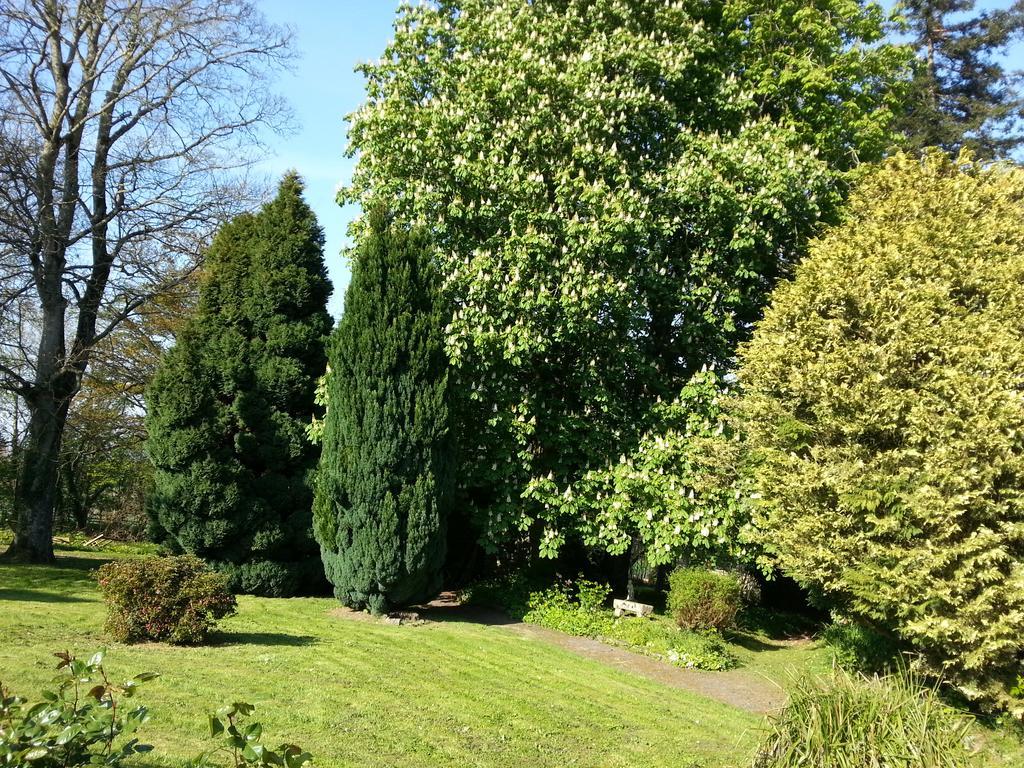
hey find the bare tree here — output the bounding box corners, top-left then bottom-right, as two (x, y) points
(0, 0), (293, 561)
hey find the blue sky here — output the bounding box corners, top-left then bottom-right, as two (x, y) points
(254, 0), (1024, 317)
(256, 0), (400, 316)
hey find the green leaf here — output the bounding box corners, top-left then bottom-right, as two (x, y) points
(55, 724), (83, 745)
(242, 743), (262, 763)
(209, 715), (224, 737)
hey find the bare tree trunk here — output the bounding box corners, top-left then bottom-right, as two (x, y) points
(7, 275), (85, 557)
(625, 536), (644, 601)
(8, 390), (71, 561)
(924, 1), (940, 118)
(58, 447), (91, 530)
(3, 314), (79, 560)
(11, 385), (18, 450)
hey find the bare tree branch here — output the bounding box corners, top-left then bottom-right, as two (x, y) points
(0, 0), (294, 561)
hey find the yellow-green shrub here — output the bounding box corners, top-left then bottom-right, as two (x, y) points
(738, 152), (1024, 710)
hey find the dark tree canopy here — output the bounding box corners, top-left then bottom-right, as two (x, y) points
(896, 0), (1024, 158)
(314, 209), (452, 614)
(146, 174), (332, 597)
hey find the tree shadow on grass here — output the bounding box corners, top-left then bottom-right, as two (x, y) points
(208, 631), (318, 647)
(0, 553), (105, 574)
(723, 630), (790, 653)
(737, 606), (822, 641)
(0, 588), (96, 603)
(0, 554), (105, 598)
(123, 759), (184, 768)
(415, 599), (519, 627)
(54, 556), (108, 576)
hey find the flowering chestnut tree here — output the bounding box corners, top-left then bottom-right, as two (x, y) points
(526, 370), (753, 566)
(343, 0), (909, 560)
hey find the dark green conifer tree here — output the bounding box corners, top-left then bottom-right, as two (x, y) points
(146, 173), (332, 596)
(313, 209), (452, 614)
(896, 0), (1024, 158)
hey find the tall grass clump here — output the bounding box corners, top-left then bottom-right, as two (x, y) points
(755, 668), (974, 767)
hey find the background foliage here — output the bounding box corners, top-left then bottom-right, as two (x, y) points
(526, 370), (753, 567)
(895, 0), (1024, 158)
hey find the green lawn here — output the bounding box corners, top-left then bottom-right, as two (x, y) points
(1, 548), (762, 768)
(1, 546), (1021, 768)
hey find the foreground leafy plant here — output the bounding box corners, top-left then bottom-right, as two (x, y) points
(755, 667), (974, 768)
(192, 702), (312, 768)
(0, 650), (157, 768)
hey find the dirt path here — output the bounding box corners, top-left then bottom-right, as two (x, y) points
(415, 595), (788, 714)
(502, 621), (786, 713)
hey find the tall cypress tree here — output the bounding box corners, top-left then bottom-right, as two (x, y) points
(896, 0), (1024, 158)
(313, 209), (452, 614)
(146, 173), (332, 596)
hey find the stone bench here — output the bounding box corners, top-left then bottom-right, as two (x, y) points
(613, 598), (654, 618)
